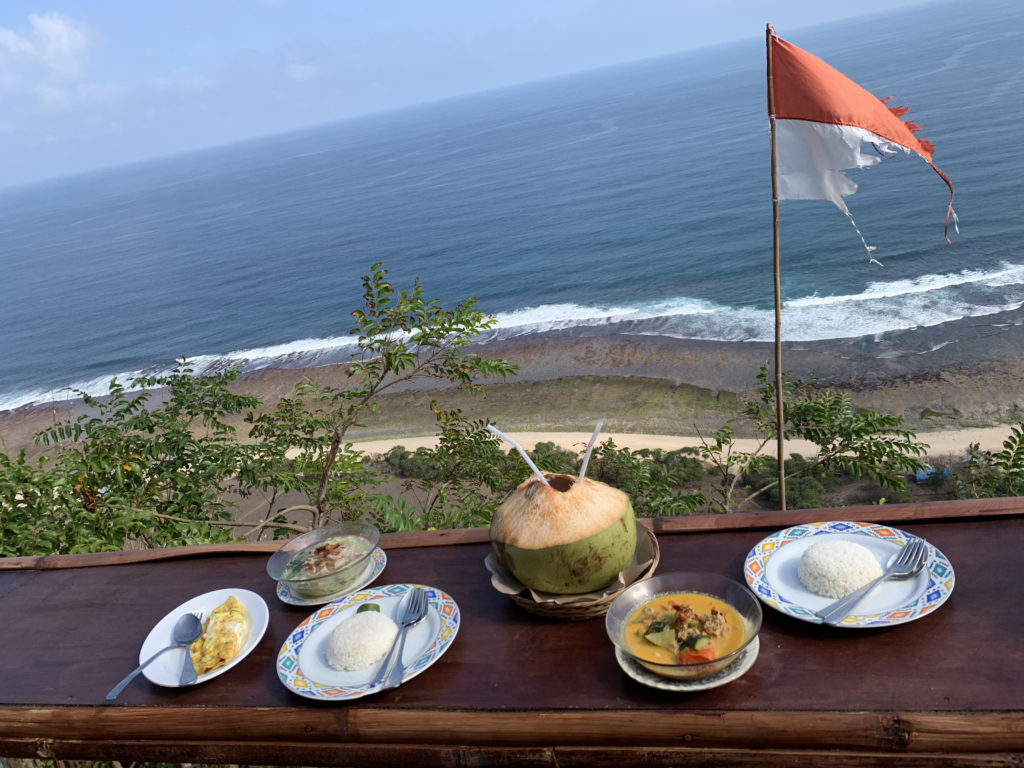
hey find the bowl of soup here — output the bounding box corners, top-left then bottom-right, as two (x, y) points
(267, 522), (380, 599)
(605, 572), (762, 680)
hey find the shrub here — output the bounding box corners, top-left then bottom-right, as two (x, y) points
(2, 364), (259, 555)
(587, 439), (705, 517)
(956, 424), (1024, 498)
(529, 441), (579, 475)
(697, 365), (928, 513)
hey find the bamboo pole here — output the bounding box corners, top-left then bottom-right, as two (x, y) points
(766, 24), (787, 510)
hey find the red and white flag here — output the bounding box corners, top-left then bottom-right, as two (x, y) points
(769, 30), (957, 258)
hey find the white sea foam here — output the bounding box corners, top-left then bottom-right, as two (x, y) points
(487, 264), (1024, 344)
(0, 370), (171, 415)
(215, 335), (361, 365)
(5, 263), (1024, 414)
(0, 337), (364, 414)
(493, 264), (1023, 346)
(787, 264), (1024, 308)
(490, 298), (719, 337)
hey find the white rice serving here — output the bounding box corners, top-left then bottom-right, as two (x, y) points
(325, 611), (398, 671)
(797, 538), (883, 598)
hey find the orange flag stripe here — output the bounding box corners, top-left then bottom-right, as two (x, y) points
(770, 32), (956, 242)
(771, 35), (934, 163)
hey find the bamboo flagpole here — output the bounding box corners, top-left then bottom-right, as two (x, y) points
(766, 23), (787, 510)
(765, 25), (957, 511)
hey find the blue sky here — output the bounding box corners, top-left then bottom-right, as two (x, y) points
(0, 0), (935, 188)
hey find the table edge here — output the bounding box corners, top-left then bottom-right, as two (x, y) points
(2, 496), (1021, 571)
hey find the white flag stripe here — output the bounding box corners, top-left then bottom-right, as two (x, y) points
(775, 119), (913, 213)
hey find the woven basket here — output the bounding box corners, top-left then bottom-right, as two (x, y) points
(503, 526), (661, 621)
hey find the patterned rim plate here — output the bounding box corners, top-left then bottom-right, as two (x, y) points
(275, 547), (387, 606)
(743, 521), (955, 627)
(277, 583), (460, 701)
(615, 637), (759, 692)
(141, 588), (269, 687)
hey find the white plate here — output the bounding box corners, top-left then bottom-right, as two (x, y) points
(743, 521), (955, 627)
(615, 637), (759, 692)
(140, 588), (269, 687)
(277, 583), (460, 701)
(275, 547), (387, 606)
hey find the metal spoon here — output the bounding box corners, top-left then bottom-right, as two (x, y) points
(106, 611), (204, 700)
(815, 538), (928, 625)
(370, 587), (429, 690)
(179, 612), (204, 685)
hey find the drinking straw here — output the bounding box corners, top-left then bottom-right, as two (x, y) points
(486, 424), (550, 487)
(577, 420), (603, 483)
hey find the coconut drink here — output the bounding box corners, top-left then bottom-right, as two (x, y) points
(490, 471), (637, 594)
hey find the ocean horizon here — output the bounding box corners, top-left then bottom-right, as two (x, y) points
(1, 0), (1022, 414)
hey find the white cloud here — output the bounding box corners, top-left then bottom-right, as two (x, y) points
(152, 68), (218, 94)
(287, 59), (318, 82)
(37, 84), (71, 108)
(0, 12), (90, 80)
(0, 26), (35, 58)
(76, 81), (122, 104)
(29, 12), (89, 77)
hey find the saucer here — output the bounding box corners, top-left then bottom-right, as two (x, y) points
(614, 636), (759, 692)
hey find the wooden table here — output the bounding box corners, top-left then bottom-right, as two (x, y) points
(2, 498), (1022, 767)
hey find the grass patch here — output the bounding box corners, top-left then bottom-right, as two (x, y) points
(346, 375), (747, 440)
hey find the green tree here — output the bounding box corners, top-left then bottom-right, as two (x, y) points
(0, 364), (260, 555)
(246, 263), (517, 528)
(1, 264), (518, 555)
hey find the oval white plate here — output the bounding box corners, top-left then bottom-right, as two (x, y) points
(139, 588), (269, 687)
(743, 521), (955, 627)
(275, 547), (387, 606)
(277, 583), (460, 701)
(615, 637), (759, 692)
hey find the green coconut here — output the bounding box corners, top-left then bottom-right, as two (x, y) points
(490, 472), (636, 594)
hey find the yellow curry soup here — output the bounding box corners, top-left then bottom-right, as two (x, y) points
(624, 591), (744, 665)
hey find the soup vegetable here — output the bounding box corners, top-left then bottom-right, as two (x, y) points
(282, 534), (372, 581)
(625, 591), (744, 664)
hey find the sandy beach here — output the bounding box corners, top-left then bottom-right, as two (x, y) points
(346, 426), (1010, 459)
(4, 318), (1024, 463)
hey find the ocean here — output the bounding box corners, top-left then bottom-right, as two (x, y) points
(1, 0), (1022, 413)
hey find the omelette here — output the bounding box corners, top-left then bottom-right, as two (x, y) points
(189, 595), (250, 676)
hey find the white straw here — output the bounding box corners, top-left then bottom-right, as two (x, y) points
(486, 424), (550, 487)
(577, 420), (603, 483)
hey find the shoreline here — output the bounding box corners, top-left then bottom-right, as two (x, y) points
(3, 317), (1023, 460)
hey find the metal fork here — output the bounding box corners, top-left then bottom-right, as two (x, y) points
(370, 587), (429, 690)
(815, 538), (928, 625)
(179, 611), (204, 685)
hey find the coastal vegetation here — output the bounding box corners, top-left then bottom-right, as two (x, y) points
(1, 265), (1020, 558)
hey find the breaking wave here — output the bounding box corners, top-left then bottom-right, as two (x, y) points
(7, 263), (1021, 414)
